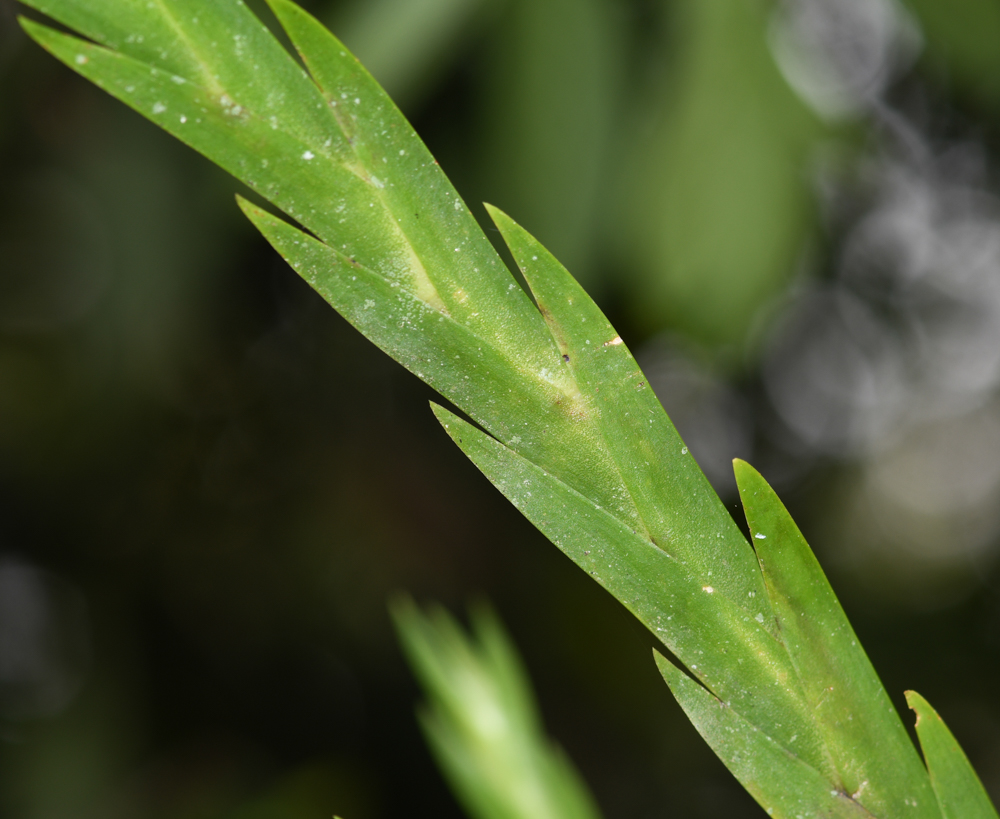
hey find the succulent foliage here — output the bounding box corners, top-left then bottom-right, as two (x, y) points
(17, 1), (998, 816)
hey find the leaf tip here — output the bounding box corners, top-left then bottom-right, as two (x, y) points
(261, 0), (299, 27)
(235, 194), (263, 218)
(482, 202), (509, 226)
(731, 458), (757, 480)
(235, 197), (287, 239)
(732, 460), (764, 500)
(652, 649), (680, 680)
(17, 15), (46, 38)
(17, 15), (67, 51)
(483, 204), (524, 243)
(905, 690), (933, 726)
(429, 402), (464, 436)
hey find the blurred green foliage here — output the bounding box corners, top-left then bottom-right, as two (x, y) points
(394, 600), (602, 819)
(330, 0), (494, 110)
(902, 0), (1000, 112)
(474, 0), (623, 290)
(615, 0), (826, 350)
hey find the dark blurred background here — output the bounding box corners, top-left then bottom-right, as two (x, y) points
(2, 0), (1000, 816)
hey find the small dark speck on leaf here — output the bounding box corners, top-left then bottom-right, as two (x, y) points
(562, 354), (570, 362)
(584, 550), (590, 555)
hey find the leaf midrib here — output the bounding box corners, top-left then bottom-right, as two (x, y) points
(147, 0), (225, 96)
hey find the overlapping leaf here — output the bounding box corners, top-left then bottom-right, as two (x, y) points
(655, 653), (875, 819)
(430, 208), (939, 817)
(18, 1), (996, 816)
(21, 0), (753, 604)
(906, 691), (1000, 819)
(21, 0), (777, 615)
(731, 461), (937, 817)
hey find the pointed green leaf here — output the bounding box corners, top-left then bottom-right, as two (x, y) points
(906, 691), (1000, 819)
(236, 197), (556, 432)
(20, 0), (688, 551)
(19, 0), (555, 368)
(654, 652), (875, 819)
(21, 0), (772, 642)
(235, 196), (634, 523)
(431, 403), (839, 778)
(20, 4), (995, 817)
(261, 0), (556, 356)
(734, 460), (938, 817)
(486, 205), (769, 620)
(735, 459), (939, 818)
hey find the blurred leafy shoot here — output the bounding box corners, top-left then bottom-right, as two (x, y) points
(392, 598), (602, 819)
